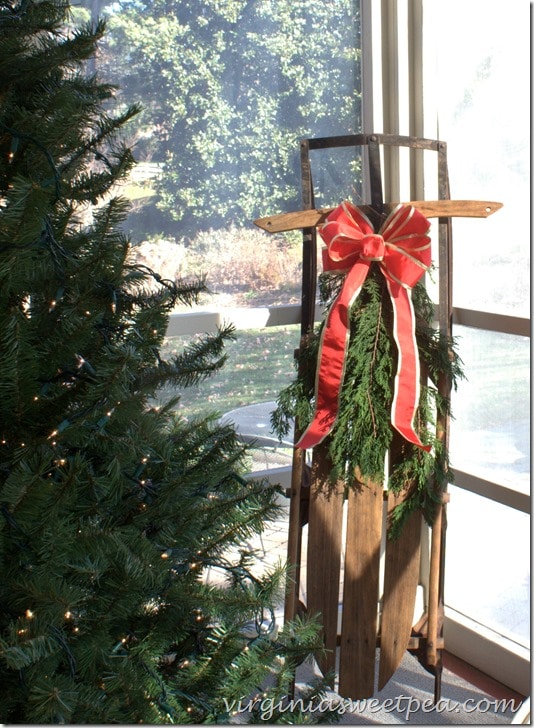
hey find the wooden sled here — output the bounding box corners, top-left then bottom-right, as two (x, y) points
(255, 134), (501, 702)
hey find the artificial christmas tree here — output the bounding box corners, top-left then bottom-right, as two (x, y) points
(0, 1), (335, 722)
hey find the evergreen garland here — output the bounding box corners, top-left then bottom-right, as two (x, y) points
(273, 262), (464, 536)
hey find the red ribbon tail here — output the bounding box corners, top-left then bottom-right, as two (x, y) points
(386, 277), (431, 452)
(296, 261), (370, 450)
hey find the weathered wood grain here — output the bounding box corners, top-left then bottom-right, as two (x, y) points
(306, 443), (344, 679)
(378, 493), (422, 691)
(338, 475), (383, 699)
(254, 200), (503, 233)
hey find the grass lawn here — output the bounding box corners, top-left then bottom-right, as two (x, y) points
(157, 325), (301, 420)
(155, 321), (529, 479)
(452, 327), (529, 431)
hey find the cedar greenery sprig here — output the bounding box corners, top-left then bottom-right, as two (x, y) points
(272, 262), (464, 536)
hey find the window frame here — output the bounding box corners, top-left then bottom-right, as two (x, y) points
(164, 0), (529, 695)
(361, 0), (530, 694)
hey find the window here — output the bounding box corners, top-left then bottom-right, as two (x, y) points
(449, 328), (529, 495)
(83, 0), (363, 477)
(88, 0), (529, 693)
(83, 0), (362, 316)
(420, 0), (530, 689)
(81, 0), (363, 437)
(423, 0), (529, 319)
(361, 0), (529, 692)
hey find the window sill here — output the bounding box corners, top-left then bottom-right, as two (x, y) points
(444, 607), (530, 696)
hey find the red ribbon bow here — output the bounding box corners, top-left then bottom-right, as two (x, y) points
(297, 201), (432, 452)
